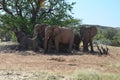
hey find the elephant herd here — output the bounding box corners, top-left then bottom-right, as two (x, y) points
(13, 24), (98, 53)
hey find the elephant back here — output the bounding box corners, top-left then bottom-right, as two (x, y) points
(89, 26), (97, 38)
(80, 26), (98, 41)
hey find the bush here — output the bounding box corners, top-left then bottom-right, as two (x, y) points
(110, 40), (120, 47)
(70, 69), (120, 80)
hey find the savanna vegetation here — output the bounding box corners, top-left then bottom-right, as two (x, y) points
(0, 0), (80, 41)
(0, 0), (120, 80)
(95, 26), (120, 46)
(0, 0), (120, 47)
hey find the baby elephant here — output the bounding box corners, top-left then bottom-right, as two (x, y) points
(13, 28), (39, 52)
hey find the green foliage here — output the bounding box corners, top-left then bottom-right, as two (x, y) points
(95, 27), (120, 46)
(111, 32), (120, 46)
(70, 70), (120, 80)
(111, 40), (120, 46)
(95, 32), (104, 40)
(104, 28), (117, 40)
(0, 15), (28, 30)
(11, 32), (17, 42)
(0, 0), (81, 41)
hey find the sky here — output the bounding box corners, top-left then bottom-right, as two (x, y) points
(67, 0), (120, 27)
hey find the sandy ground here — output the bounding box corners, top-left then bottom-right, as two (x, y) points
(0, 42), (120, 80)
(0, 45), (120, 75)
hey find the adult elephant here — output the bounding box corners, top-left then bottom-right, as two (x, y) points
(73, 33), (81, 50)
(33, 24), (49, 48)
(44, 25), (74, 53)
(80, 26), (97, 52)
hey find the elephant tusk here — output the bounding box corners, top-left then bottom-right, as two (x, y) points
(32, 35), (38, 40)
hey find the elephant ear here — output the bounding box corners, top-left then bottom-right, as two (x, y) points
(53, 26), (61, 37)
(33, 24), (40, 36)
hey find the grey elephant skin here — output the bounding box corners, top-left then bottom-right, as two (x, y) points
(44, 25), (74, 53)
(73, 33), (81, 50)
(33, 24), (49, 48)
(80, 26), (98, 52)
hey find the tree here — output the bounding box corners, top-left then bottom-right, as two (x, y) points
(0, 0), (80, 35)
(104, 28), (117, 40)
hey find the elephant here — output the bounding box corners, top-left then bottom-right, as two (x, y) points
(13, 28), (39, 52)
(73, 33), (81, 50)
(80, 26), (97, 52)
(33, 24), (49, 37)
(44, 25), (74, 53)
(33, 24), (49, 48)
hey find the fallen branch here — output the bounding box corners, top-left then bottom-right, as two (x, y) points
(97, 44), (109, 56)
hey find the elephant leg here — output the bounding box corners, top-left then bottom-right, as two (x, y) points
(55, 39), (59, 53)
(74, 43), (80, 51)
(68, 45), (72, 53)
(44, 39), (48, 53)
(83, 41), (89, 52)
(33, 42), (39, 52)
(90, 40), (94, 52)
(75, 40), (81, 51)
(68, 42), (73, 53)
(19, 41), (26, 50)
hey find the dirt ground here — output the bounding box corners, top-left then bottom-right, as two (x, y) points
(0, 44), (120, 75)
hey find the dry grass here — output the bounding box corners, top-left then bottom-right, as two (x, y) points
(0, 41), (18, 46)
(0, 46), (119, 73)
(70, 69), (120, 80)
(0, 42), (120, 79)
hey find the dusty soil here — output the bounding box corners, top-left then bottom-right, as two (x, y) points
(0, 42), (120, 79)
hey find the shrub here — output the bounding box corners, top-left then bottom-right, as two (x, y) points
(110, 40), (120, 47)
(70, 69), (120, 80)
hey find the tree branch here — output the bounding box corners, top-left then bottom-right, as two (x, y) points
(29, 0), (35, 11)
(30, 0), (41, 24)
(97, 45), (103, 55)
(97, 44), (109, 56)
(2, 0), (13, 16)
(39, 8), (54, 19)
(15, 1), (22, 17)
